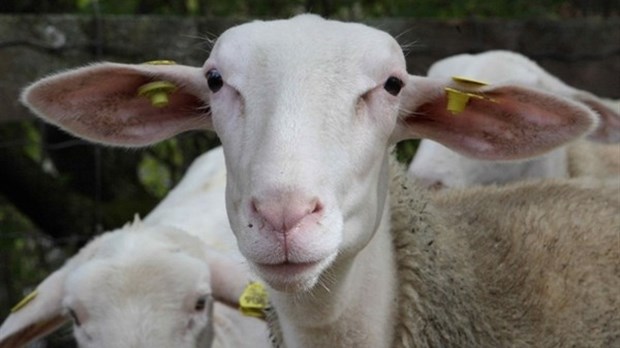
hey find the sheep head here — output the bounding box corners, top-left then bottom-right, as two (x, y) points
(0, 225), (215, 348)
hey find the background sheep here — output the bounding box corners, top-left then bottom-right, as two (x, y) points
(144, 146), (234, 257)
(17, 15), (619, 347)
(408, 50), (620, 189)
(0, 147), (270, 348)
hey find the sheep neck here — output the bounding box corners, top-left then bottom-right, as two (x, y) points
(265, 173), (397, 347)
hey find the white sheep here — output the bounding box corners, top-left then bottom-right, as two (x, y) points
(0, 147), (270, 348)
(408, 50), (620, 189)
(17, 15), (620, 347)
(144, 146), (233, 252)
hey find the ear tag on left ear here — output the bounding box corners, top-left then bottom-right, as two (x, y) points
(142, 60), (177, 65)
(137, 81), (178, 108)
(239, 282), (269, 318)
(11, 290), (38, 313)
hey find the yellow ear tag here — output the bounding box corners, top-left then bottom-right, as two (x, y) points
(239, 282), (269, 318)
(11, 290), (38, 313)
(445, 76), (495, 114)
(445, 87), (471, 114)
(137, 81), (177, 108)
(142, 60), (177, 65)
(445, 86), (497, 115)
(452, 75), (489, 87)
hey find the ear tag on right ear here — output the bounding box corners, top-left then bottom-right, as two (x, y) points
(11, 290), (38, 313)
(446, 76), (496, 114)
(445, 87), (496, 115)
(452, 76), (488, 87)
(239, 282), (269, 318)
(445, 87), (472, 114)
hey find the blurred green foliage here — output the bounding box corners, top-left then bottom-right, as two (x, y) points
(21, 121), (43, 163)
(138, 138), (186, 198)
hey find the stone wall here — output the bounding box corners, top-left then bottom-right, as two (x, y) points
(1, 15), (619, 122)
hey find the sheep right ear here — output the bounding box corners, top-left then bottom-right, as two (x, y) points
(572, 91), (620, 143)
(393, 76), (598, 160)
(0, 270), (69, 348)
(21, 62), (210, 147)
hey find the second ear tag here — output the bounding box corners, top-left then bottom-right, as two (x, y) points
(239, 282), (269, 318)
(452, 75), (488, 87)
(446, 76), (495, 114)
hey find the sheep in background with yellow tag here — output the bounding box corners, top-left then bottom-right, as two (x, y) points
(409, 50), (620, 189)
(0, 147), (271, 348)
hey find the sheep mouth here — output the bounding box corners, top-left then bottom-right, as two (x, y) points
(255, 261), (321, 277)
(253, 260), (329, 292)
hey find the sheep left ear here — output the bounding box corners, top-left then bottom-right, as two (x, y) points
(21, 62), (211, 147)
(0, 270), (69, 348)
(392, 76), (599, 160)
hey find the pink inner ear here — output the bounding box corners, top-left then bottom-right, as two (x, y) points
(31, 72), (148, 121)
(406, 86), (595, 160)
(25, 65), (210, 146)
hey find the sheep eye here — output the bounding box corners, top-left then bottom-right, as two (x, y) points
(383, 76), (404, 96)
(68, 308), (81, 326)
(194, 295), (210, 311)
(206, 69), (223, 93)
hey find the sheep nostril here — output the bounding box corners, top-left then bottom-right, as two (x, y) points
(310, 200), (323, 215)
(251, 200), (259, 214)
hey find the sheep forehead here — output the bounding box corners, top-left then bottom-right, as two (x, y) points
(212, 15), (405, 91)
(66, 249), (210, 314)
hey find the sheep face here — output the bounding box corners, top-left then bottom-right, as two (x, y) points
(64, 247), (213, 348)
(204, 15), (407, 291)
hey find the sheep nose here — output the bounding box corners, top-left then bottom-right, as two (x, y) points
(250, 195), (323, 233)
